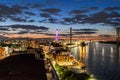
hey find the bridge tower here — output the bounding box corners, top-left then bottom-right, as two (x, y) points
(70, 27), (72, 44)
(117, 27), (120, 46)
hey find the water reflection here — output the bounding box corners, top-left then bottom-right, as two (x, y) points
(79, 46), (87, 63)
(102, 47), (105, 57)
(71, 42), (120, 80)
(110, 46), (113, 54)
(93, 47), (96, 55)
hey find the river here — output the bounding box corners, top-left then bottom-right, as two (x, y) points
(71, 42), (120, 80)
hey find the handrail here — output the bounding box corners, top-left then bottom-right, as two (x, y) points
(48, 59), (59, 80)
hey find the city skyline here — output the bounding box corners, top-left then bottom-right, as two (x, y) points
(0, 0), (120, 38)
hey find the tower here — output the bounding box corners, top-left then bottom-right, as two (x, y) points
(55, 29), (59, 42)
(117, 27), (120, 46)
(70, 27), (72, 44)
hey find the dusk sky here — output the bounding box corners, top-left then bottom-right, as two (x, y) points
(0, 0), (120, 38)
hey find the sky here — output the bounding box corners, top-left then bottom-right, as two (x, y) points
(0, 0), (120, 38)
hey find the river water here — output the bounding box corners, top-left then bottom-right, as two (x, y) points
(71, 42), (120, 80)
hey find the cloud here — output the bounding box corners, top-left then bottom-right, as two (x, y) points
(61, 14), (87, 25)
(0, 2), (119, 28)
(28, 19), (35, 22)
(12, 5), (28, 10)
(39, 18), (58, 24)
(30, 31), (48, 34)
(40, 13), (51, 18)
(71, 28), (98, 35)
(10, 17), (27, 22)
(72, 14), (87, 23)
(0, 25), (49, 34)
(0, 4), (28, 17)
(17, 31), (28, 34)
(39, 19), (48, 23)
(104, 21), (120, 26)
(0, 4), (31, 22)
(73, 31), (97, 35)
(61, 18), (75, 25)
(9, 25), (49, 30)
(109, 11), (120, 18)
(45, 0), (58, 5)
(25, 11), (36, 16)
(48, 18), (58, 23)
(0, 27), (9, 31)
(99, 34), (112, 37)
(24, 16), (31, 19)
(0, 4), (21, 16)
(32, 3), (44, 8)
(104, 7), (120, 11)
(37, 8), (120, 26)
(0, 35), (8, 40)
(89, 7), (99, 10)
(84, 11), (109, 24)
(69, 9), (88, 15)
(63, 18), (74, 22)
(45, 33), (70, 36)
(83, 11), (120, 26)
(73, 29), (98, 31)
(41, 8), (61, 14)
(0, 18), (6, 22)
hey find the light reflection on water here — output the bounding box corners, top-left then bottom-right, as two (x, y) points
(71, 42), (120, 80)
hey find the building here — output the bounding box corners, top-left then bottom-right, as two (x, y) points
(21, 40), (39, 48)
(0, 46), (10, 59)
(27, 47), (36, 54)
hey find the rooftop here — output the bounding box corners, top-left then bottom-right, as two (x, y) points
(0, 54), (47, 80)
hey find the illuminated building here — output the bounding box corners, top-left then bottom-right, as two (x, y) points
(21, 40), (39, 48)
(21, 40), (29, 47)
(0, 47), (6, 59)
(55, 29), (59, 42)
(27, 47), (36, 54)
(0, 47), (10, 59)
